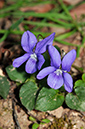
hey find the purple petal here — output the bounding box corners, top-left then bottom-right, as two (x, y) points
(47, 72), (63, 89)
(63, 72), (73, 92)
(25, 57), (37, 74)
(21, 31), (37, 52)
(37, 54), (45, 70)
(48, 45), (61, 68)
(62, 49), (76, 72)
(37, 66), (56, 79)
(13, 53), (30, 68)
(35, 32), (55, 53)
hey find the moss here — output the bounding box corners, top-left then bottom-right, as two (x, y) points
(48, 114), (76, 129)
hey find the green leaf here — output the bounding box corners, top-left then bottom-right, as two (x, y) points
(42, 51), (50, 68)
(6, 65), (29, 83)
(41, 119), (50, 123)
(0, 30), (9, 43)
(29, 116), (36, 122)
(59, 0), (72, 18)
(55, 39), (79, 47)
(23, 20), (65, 28)
(75, 86), (85, 101)
(19, 80), (38, 111)
(10, 17), (24, 30)
(74, 73), (85, 88)
(0, 76), (10, 99)
(35, 87), (64, 111)
(55, 30), (76, 40)
(13, 11), (72, 20)
(65, 86), (85, 111)
(74, 80), (85, 88)
(82, 73), (85, 82)
(32, 123), (39, 129)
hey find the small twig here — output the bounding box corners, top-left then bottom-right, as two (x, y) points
(12, 99), (21, 129)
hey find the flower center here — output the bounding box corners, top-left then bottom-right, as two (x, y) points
(54, 69), (62, 76)
(30, 53), (37, 61)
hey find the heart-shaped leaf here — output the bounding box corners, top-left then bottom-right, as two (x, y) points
(65, 86), (85, 111)
(6, 65), (29, 83)
(74, 73), (85, 88)
(19, 80), (38, 111)
(35, 87), (64, 111)
(74, 80), (85, 88)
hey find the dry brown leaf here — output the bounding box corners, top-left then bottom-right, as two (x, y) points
(0, 0), (5, 9)
(20, 4), (54, 13)
(63, 0), (83, 5)
(70, 3), (85, 19)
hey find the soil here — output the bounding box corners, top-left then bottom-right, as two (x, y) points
(0, 98), (85, 129)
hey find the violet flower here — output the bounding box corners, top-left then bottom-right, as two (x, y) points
(13, 31), (55, 74)
(37, 46), (76, 92)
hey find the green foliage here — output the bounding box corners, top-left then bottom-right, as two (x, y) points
(41, 118), (50, 124)
(19, 80), (64, 111)
(65, 73), (85, 111)
(74, 73), (85, 88)
(0, 76), (10, 99)
(55, 30), (76, 40)
(29, 116), (36, 122)
(19, 80), (38, 111)
(32, 123), (39, 129)
(6, 62), (64, 112)
(35, 87), (64, 111)
(42, 51), (50, 68)
(6, 65), (29, 83)
(10, 17), (24, 30)
(31, 118), (50, 129)
(0, 0), (84, 57)
(0, 30), (9, 43)
(82, 73), (85, 82)
(0, 18), (24, 43)
(75, 80), (85, 88)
